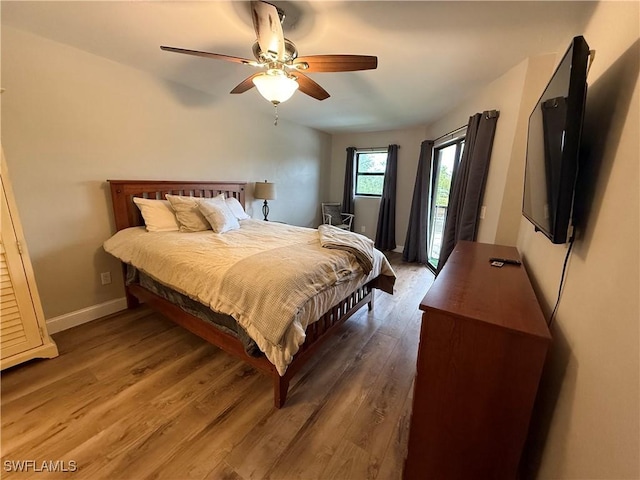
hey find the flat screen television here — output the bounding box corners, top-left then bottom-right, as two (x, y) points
(523, 35), (590, 244)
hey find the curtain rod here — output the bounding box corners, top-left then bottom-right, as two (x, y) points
(351, 146), (400, 151)
(433, 125), (467, 143)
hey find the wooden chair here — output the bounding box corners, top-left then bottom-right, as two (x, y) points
(321, 203), (354, 230)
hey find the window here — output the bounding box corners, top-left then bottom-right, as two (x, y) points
(355, 149), (388, 196)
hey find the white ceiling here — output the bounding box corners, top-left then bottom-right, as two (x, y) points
(1, 1), (596, 134)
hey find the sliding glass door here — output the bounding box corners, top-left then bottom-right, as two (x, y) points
(427, 139), (465, 271)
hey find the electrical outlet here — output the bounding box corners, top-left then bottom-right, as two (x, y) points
(100, 272), (112, 285)
(360, 225), (366, 233)
(480, 206), (487, 219)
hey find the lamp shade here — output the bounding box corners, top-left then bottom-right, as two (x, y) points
(254, 181), (276, 200)
(252, 71), (299, 105)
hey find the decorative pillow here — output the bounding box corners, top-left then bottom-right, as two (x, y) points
(199, 194), (240, 233)
(165, 194), (210, 232)
(132, 197), (180, 232)
(225, 197), (250, 220)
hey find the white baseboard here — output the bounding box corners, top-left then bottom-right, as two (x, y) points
(46, 297), (128, 334)
(393, 245), (404, 254)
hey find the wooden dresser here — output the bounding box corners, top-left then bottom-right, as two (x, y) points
(403, 241), (550, 480)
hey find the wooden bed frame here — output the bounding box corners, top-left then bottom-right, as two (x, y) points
(107, 180), (382, 408)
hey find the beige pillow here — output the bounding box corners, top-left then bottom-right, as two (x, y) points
(132, 197), (180, 232)
(199, 194), (240, 233)
(165, 194), (210, 232)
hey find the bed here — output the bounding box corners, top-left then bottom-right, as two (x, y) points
(105, 180), (395, 408)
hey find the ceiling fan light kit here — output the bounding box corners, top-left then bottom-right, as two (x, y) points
(161, 0), (378, 124)
(252, 70), (299, 105)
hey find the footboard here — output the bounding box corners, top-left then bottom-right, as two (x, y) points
(125, 278), (375, 408)
(278, 282), (374, 402)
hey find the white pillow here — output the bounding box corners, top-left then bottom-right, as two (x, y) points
(132, 197), (180, 232)
(199, 194), (240, 233)
(225, 197), (250, 220)
(165, 194), (210, 232)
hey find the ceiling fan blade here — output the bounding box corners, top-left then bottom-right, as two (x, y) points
(230, 74), (260, 94)
(293, 55), (378, 73)
(251, 1), (285, 61)
(291, 72), (330, 101)
(160, 46), (260, 67)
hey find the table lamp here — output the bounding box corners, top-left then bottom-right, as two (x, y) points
(253, 180), (276, 221)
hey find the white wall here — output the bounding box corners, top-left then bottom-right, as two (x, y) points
(1, 26), (331, 322)
(330, 127), (425, 249)
(517, 2), (640, 478)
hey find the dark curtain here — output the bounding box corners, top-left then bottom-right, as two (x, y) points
(403, 140), (434, 263)
(375, 144), (399, 251)
(342, 147), (356, 227)
(437, 110), (499, 272)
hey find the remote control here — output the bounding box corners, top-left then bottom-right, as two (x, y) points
(489, 257), (521, 266)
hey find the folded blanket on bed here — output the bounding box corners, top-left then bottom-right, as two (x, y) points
(318, 224), (374, 274)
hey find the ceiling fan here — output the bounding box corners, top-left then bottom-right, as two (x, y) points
(161, 1), (377, 118)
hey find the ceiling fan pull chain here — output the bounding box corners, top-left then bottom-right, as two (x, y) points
(274, 104), (279, 126)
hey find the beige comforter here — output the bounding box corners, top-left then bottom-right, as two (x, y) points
(103, 219), (395, 375)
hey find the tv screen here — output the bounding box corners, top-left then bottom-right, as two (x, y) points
(523, 36), (590, 244)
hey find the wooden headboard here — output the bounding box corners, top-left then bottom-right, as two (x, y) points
(108, 180), (247, 232)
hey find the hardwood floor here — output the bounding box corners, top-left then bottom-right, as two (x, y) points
(1, 253), (433, 480)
